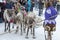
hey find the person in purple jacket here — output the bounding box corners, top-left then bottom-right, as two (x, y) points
(43, 1), (58, 31)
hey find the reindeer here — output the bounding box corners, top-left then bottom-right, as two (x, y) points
(3, 9), (15, 32)
(14, 6), (28, 35)
(23, 12), (36, 39)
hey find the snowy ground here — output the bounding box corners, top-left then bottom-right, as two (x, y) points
(0, 7), (60, 40)
(0, 15), (60, 40)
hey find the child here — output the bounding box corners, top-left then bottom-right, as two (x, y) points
(43, 1), (58, 31)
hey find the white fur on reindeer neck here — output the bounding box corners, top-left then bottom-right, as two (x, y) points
(27, 12), (36, 18)
(4, 9), (10, 22)
(16, 12), (23, 21)
(3, 9), (14, 22)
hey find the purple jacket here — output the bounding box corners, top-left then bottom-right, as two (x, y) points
(44, 6), (57, 25)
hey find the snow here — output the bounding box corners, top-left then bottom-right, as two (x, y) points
(0, 15), (60, 40)
(0, 8), (60, 40)
(0, 22), (45, 40)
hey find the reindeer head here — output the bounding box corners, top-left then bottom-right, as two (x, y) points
(7, 9), (15, 17)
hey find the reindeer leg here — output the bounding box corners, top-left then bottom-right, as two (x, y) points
(32, 27), (36, 39)
(31, 28), (33, 34)
(4, 21), (7, 32)
(24, 24), (26, 33)
(21, 23), (23, 35)
(15, 26), (19, 34)
(7, 22), (9, 30)
(6, 22), (9, 31)
(30, 25), (32, 34)
(8, 22), (10, 33)
(25, 27), (29, 39)
(12, 23), (14, 29)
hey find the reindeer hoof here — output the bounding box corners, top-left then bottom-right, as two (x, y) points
(32, 36), (36, 39)
(25, 36), (29, 39)
(15, 30), (18, 34)
(4, 29), (6, 32)
(12, 26), (14, 29)
(21, 33), (23, 35)
(9, 31), (11, 33)
(15, 32), (17, 34)
(31, 32), (33, 34)
(24, 31), (26, 33)
(7, 27), (8, 30)
(8, 29), (11, 33)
